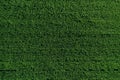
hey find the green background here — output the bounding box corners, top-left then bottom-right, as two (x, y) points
(0, 0), (120, 80)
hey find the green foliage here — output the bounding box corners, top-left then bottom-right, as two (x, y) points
(0, 0), (120, 80)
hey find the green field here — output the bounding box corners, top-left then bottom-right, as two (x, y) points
(0, 0), (120, 80)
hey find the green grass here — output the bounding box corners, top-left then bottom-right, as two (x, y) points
(0, 0), (120, 80)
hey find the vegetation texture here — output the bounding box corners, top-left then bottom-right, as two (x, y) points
(0, 0), (120, 80)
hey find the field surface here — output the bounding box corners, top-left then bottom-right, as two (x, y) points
(0, 0), (120, 80)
